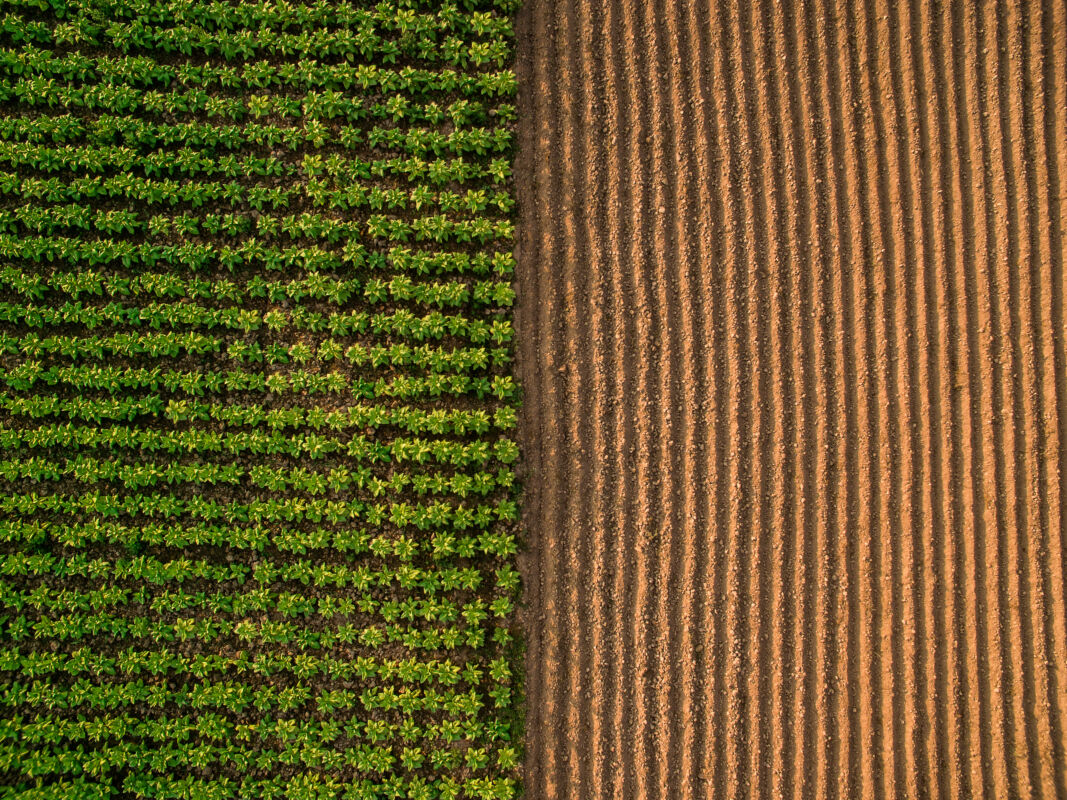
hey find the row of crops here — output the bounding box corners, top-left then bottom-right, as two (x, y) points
(0, 0), (522, 797)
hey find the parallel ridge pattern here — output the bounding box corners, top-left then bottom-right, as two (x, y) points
(0, 1), (522, 798)
(515, 0), (1067, 797)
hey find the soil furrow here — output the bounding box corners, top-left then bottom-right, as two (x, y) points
(1045, 10), (1067, 727)
(638, 5), (680, 798)
(898, 2), (943, 792)
(981, 3), (1026, 793)
(667, 4), (716, 796)
(717, 1), (757, 794)
(1033, 3), (1067, 795)
(570, 0), (614, 797)
(733, 0), (780, 795)
(792, 3), (836, 795)
(555, 0), (589, 793)
(940, 6), (983, 796)
(777, 3), (822, 798)
(516, 0), (556, 792)
(683, 3), (733, 797)
(817, 3), (856, 795)
(602, 0), (642, 795)
(541, 0), (574, 793)
(959, 4), (1003, 794)
(843, 2), (893, 793)
(1004, 4), (1056, 794)
(926, 5), (970, 795)
(620, 1), (662, 797)
(653, 3), (703, 797)
(756, 0), (801, 794)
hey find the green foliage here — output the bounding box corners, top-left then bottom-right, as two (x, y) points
(0, 0), (522, 796)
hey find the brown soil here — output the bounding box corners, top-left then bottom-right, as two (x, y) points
(513, 0), (1067, 798)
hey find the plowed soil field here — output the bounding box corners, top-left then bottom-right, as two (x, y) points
(514, 0), (1067, 798)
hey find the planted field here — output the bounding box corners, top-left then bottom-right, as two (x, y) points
(0, 1), (521, 798)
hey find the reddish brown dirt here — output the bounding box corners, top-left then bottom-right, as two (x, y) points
(513, 0), (1067, 798)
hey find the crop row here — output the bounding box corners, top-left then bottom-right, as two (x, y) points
(0, 415), (516, 454)
(0, 454), (512, 497)
(0, 107), (516, 150)
(0, 304), (513, 343)
(0, 289), (514, 333)
(0, 334), (507, 376)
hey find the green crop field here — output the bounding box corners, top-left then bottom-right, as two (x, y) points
(0, 1), (521, 798)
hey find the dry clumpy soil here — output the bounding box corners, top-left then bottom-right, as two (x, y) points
(513, 0), (1067, 798)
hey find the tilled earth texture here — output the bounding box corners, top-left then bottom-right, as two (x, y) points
(515, 0), (1067, 798)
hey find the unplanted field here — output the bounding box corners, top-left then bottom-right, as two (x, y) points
(515, 0), (1067, 798)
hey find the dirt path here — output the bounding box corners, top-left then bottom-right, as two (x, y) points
(514, 0), (1067, 797)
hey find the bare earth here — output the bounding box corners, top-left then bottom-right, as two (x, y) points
(514, 0), (1067, 798)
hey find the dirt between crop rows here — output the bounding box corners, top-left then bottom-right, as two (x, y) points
(513, 0), (1067, 798)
